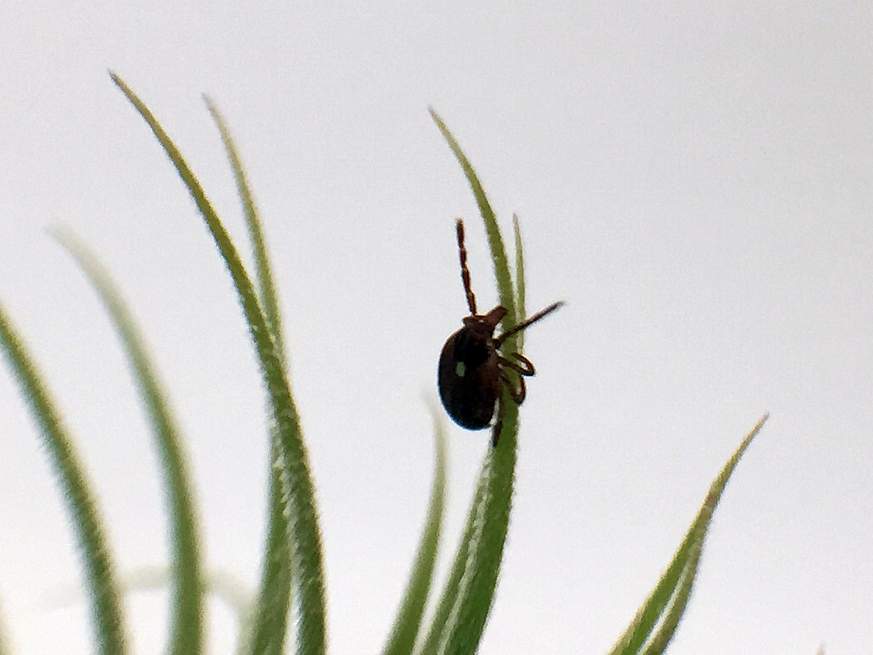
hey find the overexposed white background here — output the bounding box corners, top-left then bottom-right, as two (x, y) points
(1, 3), (871, 653)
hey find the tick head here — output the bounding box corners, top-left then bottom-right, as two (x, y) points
(462, 305), (507, 336)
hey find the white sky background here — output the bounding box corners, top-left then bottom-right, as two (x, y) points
(0, 3), (871, 654)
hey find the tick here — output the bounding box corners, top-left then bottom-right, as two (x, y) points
(438, 219), (563, 446)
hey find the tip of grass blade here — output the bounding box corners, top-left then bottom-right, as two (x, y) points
(429, 108), (516, 333)
(108, 75), (326, 651)
(52, 227), (205, 655)
(610, 413), (769, 655)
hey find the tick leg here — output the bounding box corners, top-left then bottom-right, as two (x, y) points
(498, 353), (536, 376)
(495, 301), (565, 347)
(500, 371), (526, 405)
(455, 219), (477, 315)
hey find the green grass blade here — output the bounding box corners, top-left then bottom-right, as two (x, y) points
(121, 566), (251, 644)
(428, 109), (517, 329)
(416, 464), (486, 655)
(382, 409), (447, 655)
(53, 229), (204, 655)
(639, 547), (700, 655)
(511, 214), (526, 352)
(435, 409), (517, 655)
(49, 564), (253, 652)
(0, 598), (10, 655)
(204, 96), (286, 359)
(0, 304), (128, 655)
(244, 440), (294, 655)
(610, 414), (769, 655)
(423, 111), (521, 653)
(204, 96), (293, 655)
(110, 72), (326, 655)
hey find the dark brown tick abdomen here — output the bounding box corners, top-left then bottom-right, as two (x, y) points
(438, 326), (500, 430)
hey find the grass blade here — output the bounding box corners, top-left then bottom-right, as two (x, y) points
(424, 111), (521, 654)
(428, 109), (517, 329)
(416, 465), (487, 655)
(610, 414), (769, 655)
(109, 72), (327, 655)
(53, 229), (204, 655)
(243, 440), (294, 655)
(204, 96), (286, 358)
(52, 564), (252, 653)
(0, 305), (128, 654)
(511, 214), (526, 351)
(122, 566), (251, 644)
(0, 599), (10, 655)
(435, 416), (517, 655)
(639, 548), (699, 655)
(204, 96), (293, 655)
(382, 409), (447, 655)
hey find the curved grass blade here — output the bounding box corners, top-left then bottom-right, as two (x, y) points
(611, 414), (769, 655)
(0, 305), (128, 654)
(424, 111), (521, 654)
(109, 72), (327, 655)
(204, 96), (292, 655)
(53, 229), (204, 655)
(204, 96), (286, 358)
(125, 566), (251, 641)
(382, 408), (447, 655)
(511, 214), (526, 352)
(47, 565), (252, 652)
(428, 109), (517, 330)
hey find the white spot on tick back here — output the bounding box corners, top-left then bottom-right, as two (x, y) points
(455, 361), (466, 377)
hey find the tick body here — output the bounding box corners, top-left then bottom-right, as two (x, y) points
(438, 219), (562, 446)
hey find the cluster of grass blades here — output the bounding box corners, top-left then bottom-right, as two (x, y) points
(0, 73), (768, 654)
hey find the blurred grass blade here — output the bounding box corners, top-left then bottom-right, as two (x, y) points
(0, 305), (128, 654)
(423, 111), (521, 654)
(610, 414), (769, 655)
(0, 598), (9, 655)
(48, 565), (252, 653)
(123, 566), (251, 643)
(382, 409), (447, 655)
(53, 229), (204, 655)
(110, 72), (327, 654)
(511, 214), (526, 352)
(204, 96), (292, 655)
